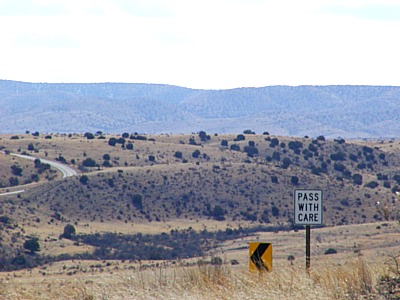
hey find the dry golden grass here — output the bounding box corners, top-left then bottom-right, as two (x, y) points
(0, 256), (390, 299)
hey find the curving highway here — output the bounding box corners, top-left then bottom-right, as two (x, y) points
(0, 189), (26, 196)
(0, 152), (78, 197)
(9, 153), (78, 178)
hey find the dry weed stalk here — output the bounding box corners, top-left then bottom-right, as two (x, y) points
(0, 258), (387, 299)
(312, 258), (374, 299)
(375, 254), (400, 299)
(385, 255), (400, 277)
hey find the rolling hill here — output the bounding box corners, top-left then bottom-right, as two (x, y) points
(1, 131), (400, 272)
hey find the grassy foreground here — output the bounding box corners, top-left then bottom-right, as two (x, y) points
(0, 257), (397, 299)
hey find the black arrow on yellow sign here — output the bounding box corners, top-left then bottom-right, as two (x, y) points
(249, 242), (272, 272)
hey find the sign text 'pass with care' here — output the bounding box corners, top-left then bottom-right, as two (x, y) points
(294, 190), (323, 225)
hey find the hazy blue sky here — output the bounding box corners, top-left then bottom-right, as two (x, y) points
(1, 0), (400, 89)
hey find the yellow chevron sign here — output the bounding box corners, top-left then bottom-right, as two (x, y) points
(249, 242), (272, 272)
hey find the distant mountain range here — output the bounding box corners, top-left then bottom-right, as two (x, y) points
(1, 80), (399, 138)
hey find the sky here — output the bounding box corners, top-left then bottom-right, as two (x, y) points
(1, 0), (400, 89)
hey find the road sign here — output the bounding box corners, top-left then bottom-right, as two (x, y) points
(294, 189), (323, 225)
(249, 242), (272, 272)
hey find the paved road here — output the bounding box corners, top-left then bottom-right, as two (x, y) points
(0, 152), (78, 197)
(0, 189), (26, 197)
(9, 153), (78, 178)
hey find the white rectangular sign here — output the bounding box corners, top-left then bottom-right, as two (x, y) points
(294, 189), (323, 225)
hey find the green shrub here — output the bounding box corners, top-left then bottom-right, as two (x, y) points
(291, 176), (299, 185)
(131, 194), (143, 209)
(230, 144), (240, 151)
(62, 224), (76, 239)
(79, 175), (89, 185)
(324, 248), (337, 255)
(243, 146), (258, 157)
(234, 134), (245, 141)
(82, 158), (96, 167)
(192, 150), (201, 158)
(365, 181), (379, 189)
(282, 157), (292, 169)
(23, 238), (40, 254)
(174, 151), (183, 159)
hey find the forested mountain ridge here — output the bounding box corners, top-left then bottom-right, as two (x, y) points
(1, 80), (399, 138)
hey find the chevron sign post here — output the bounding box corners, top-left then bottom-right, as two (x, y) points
(249, 242), (272, 272)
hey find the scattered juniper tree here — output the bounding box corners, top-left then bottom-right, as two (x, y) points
(62, 224), (76, 239)
(23, 238), (40, 254)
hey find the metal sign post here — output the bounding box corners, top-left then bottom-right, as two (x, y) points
(306, 225), (311, 271)
(294, 189), (323, 272)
